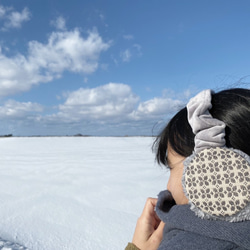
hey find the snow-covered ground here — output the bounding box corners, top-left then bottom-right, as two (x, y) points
(0, 137), (169, 250)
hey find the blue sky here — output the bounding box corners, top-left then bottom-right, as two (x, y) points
(0, 0), (250, 136)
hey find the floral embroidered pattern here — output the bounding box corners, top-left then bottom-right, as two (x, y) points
(185, 147), (250, 217)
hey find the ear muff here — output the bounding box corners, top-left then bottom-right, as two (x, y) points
(183, 147), (250, 221)
(183, 89), (250, 222)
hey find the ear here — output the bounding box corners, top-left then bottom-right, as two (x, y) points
(182, 147), (250, 222)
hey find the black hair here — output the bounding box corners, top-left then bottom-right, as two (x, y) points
(153, 88), (250, 166)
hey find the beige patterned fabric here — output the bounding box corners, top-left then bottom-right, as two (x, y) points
(184, 147), (250, 217)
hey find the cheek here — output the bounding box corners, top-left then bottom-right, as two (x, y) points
(166, 173), (174, 191)
(167, 169), (188, 205)
(167, 168), (182, 188)
(167, 172), (180, 195)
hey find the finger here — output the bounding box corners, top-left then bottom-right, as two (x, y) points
(152, 221), (165, 242)
(141, 198), (158, 219)
(153, 214), (161, 229)
(146, 222), (165, 250)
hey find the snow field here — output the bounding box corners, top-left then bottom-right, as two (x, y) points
(0, 137), (169, 249)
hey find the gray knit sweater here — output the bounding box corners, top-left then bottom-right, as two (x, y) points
(156, 190), (250, 250)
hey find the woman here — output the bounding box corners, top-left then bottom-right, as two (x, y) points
(126, 88), (250, 250)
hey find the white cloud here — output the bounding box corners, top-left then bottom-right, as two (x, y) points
(6, 7), (31, 28)
(131, 97), (184, 120)
(51, 16), (66, 30)
(123, 35), (134, 40)
(57, 83), (139, 120)
(46, 83), (185, 127)
(0, 5), (9, 18)
(0, 84), (191, 135)
(0, 5), (13, 18)
(0, 28), (111, 96)
(30, 83), (187, 136)
(28, 28), (110, 73)
(120, 44), (142, 63)
(0, 6), (31, 30)
(0, 100), (43, 119)
(162, 87), (197, 101)
(120, 49), (132, 62)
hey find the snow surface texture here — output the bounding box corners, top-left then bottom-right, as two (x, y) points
(0, 237), (27, 249)
(0, 137), (168, 250)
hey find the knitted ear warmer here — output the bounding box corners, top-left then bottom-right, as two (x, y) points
(182, 90), (250, 222)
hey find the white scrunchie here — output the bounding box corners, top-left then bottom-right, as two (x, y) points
(187, 89), (226, 152)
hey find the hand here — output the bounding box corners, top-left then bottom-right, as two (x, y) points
(132, 198), (165, 250)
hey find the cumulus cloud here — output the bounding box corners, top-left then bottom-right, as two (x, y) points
(47, 83), (185, 126)
(120, 49), (132, 62)
(56, 83), (139, 121)
(5, 7), (31, 29)
(0, 5), (31, 30)
(120, 44), (142, 63)
(0, 5), (9, 18)
(0, 28), (111, 96)
(51, 16), (66, 30)
(0, 83), (190, 135)
(0, 100), (43, 119)
(28, 28), (110, 73)
(30, 83), (186, 136)
(131, 97), (184, 120)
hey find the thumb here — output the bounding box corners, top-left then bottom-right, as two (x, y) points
(150, 221), (165, 245)
(155, 221), (165, 236)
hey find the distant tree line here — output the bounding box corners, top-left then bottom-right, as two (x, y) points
(0, 134), (13, 137)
